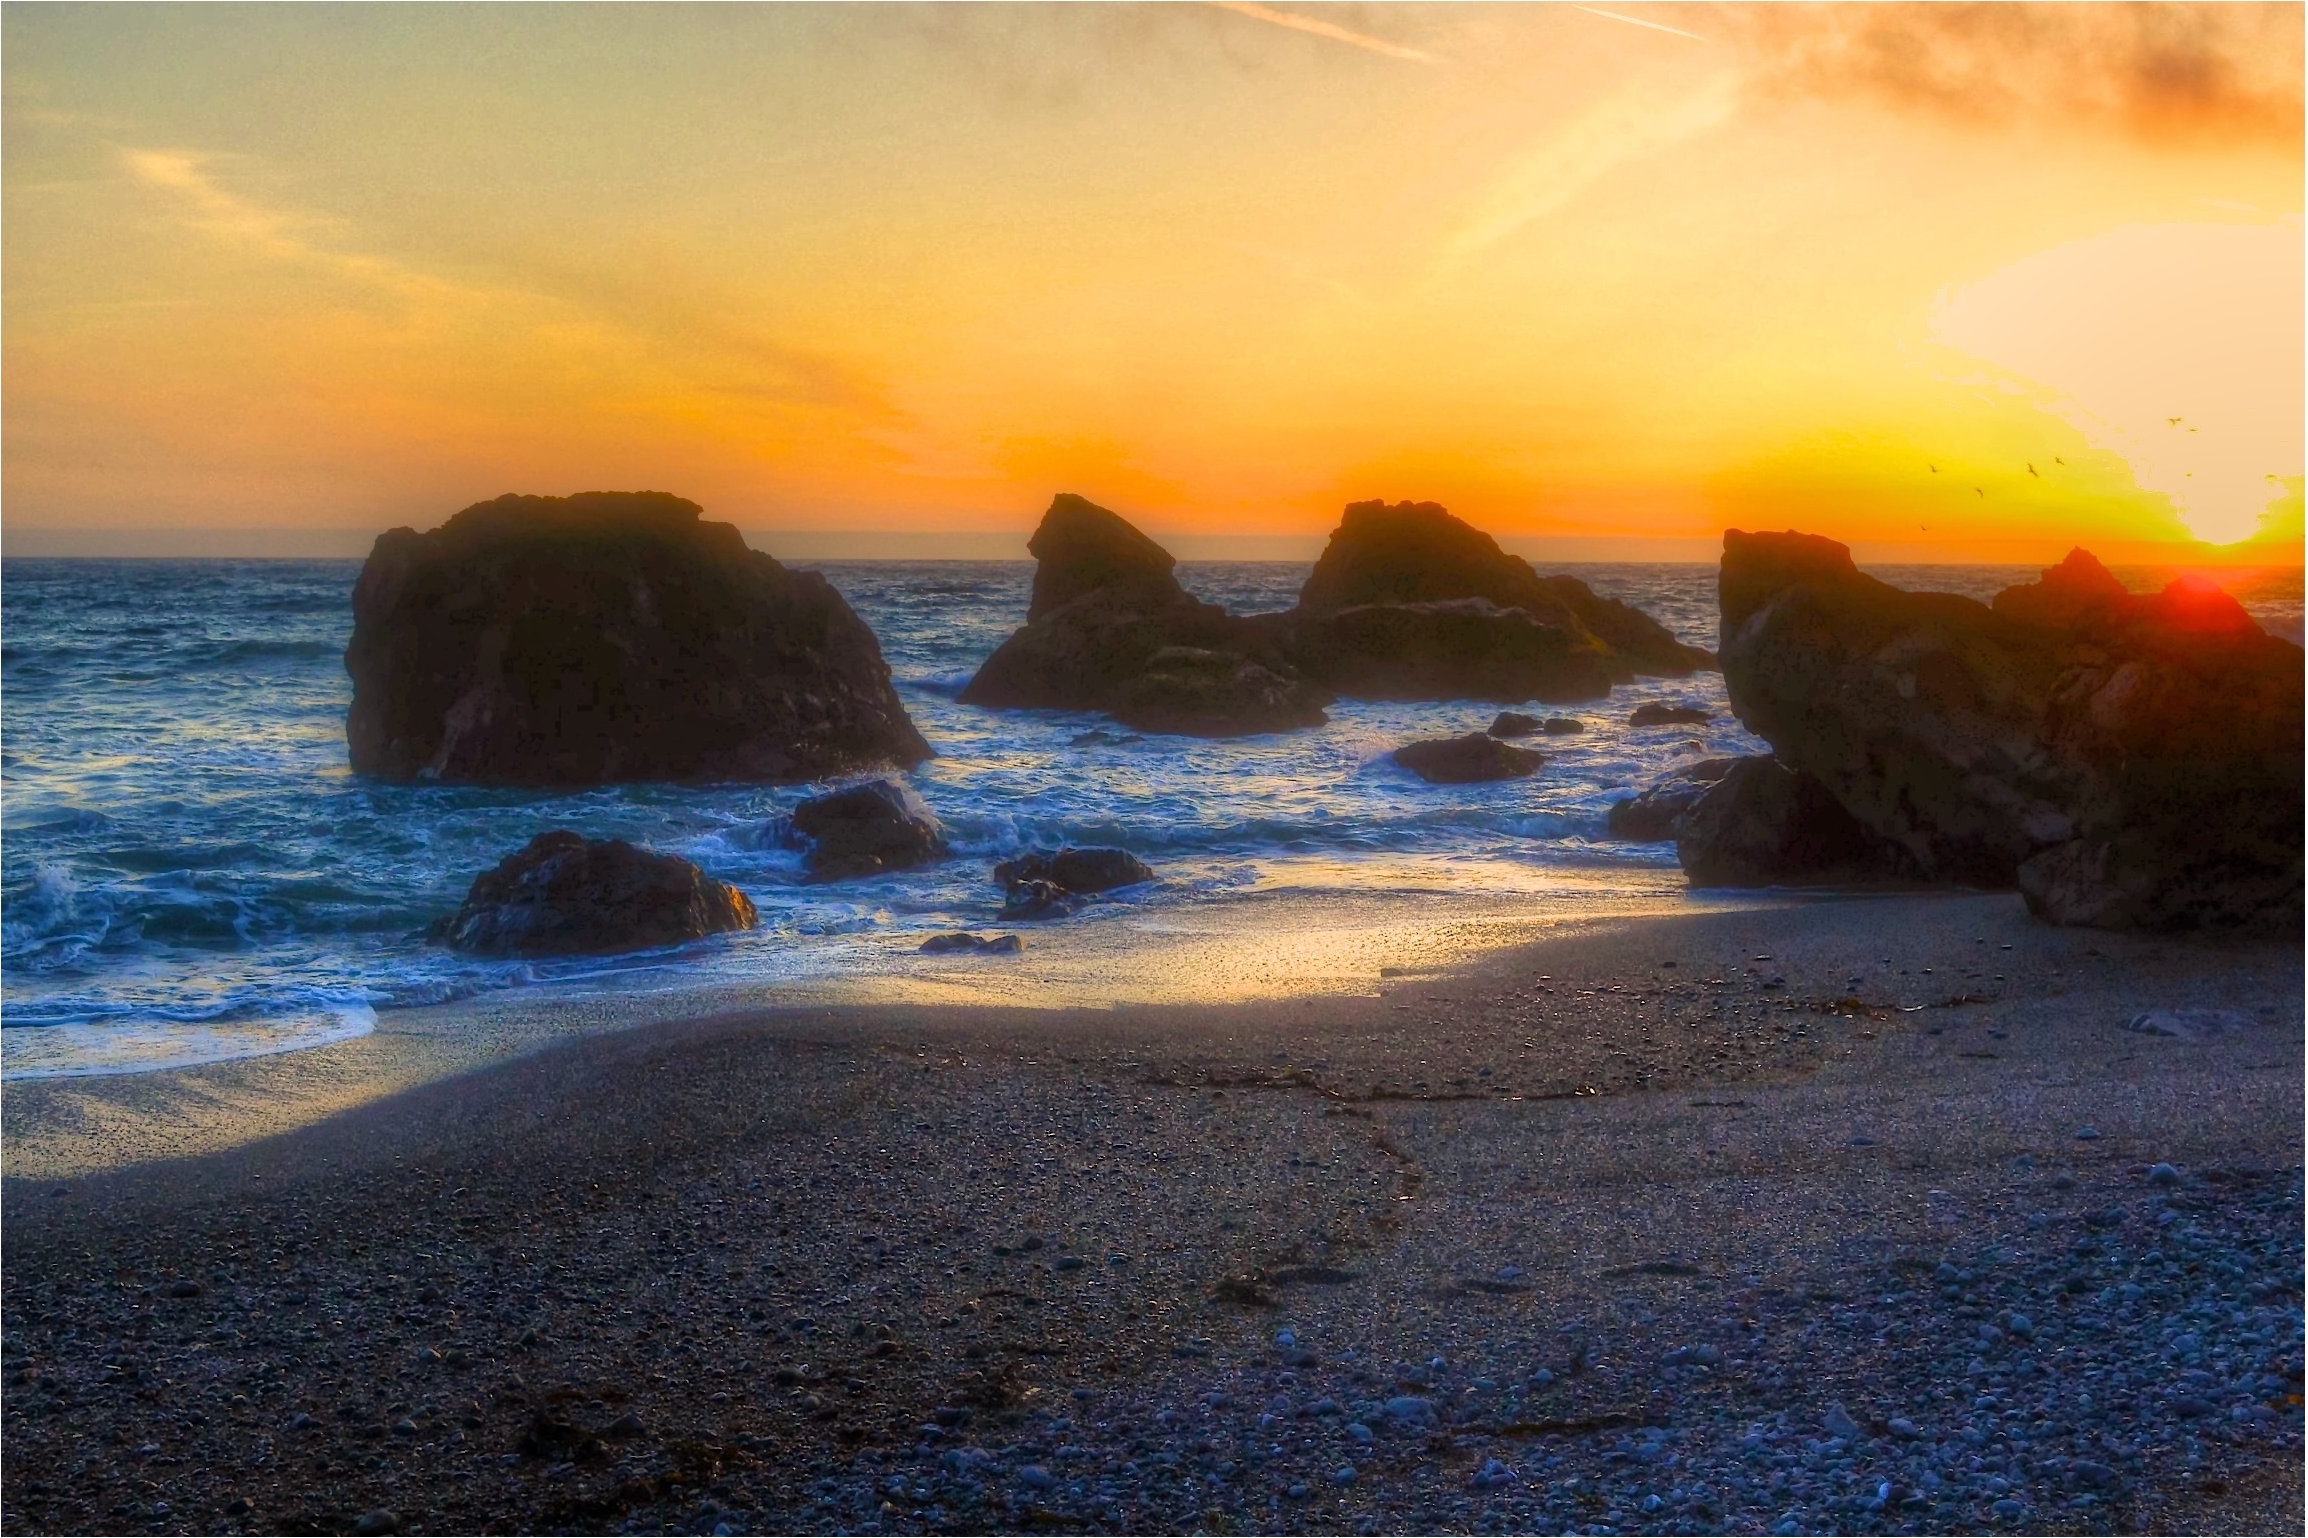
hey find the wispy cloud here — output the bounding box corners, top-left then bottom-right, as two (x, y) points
(1570, 7), (1713, 46)
(1439, 75), (1740, 272)
(1207, 2), (1442, 65)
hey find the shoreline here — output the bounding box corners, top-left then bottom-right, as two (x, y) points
(3, 891), (2300, 1536)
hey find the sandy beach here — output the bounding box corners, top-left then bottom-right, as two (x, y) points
(3, 891), (2299, 1536)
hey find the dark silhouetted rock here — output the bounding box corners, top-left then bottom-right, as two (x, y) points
(1285, 500), (1712, 686)
(1024, 492), (1181, 620)
(993, 848), (1153, 895)
(1630, 702), (1711, 726)
(1488, 711), (1543, 737)
(791, 779), (947, 881)
(1544, 716), (1586, 734)
(346, 491), (928, 786)
(1606, 757), (1741, 841)
(1674, 758), (1899, 885)
(961, 495), (1331, 737)
(1717, 530), (2302, 929)
(920, 932), (1024, 955)
(1392, 734), (1545, 784)
(1990, 547), (2132, 629)
(441, 832), (757, 956)
(1282, 599), (1613, 703)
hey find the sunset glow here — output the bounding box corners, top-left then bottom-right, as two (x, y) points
(4, 3), (2300, 562)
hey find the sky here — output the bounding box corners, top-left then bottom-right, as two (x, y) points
(4, 2), (2302, 564)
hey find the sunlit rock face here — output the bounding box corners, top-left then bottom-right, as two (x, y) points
(346, 491), (930, 785)
(1717, 531), (2303, 931)
(960, 494), (1331, 737)
(1281, 500), (1712, 700)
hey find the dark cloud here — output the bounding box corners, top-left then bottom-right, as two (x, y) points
(1732, 3), (2302, 147)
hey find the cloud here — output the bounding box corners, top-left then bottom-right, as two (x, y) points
(115, 146), (894, 420)
(1207, 2), (1442, 65)
(1732, 2), (2303, 146)
(1439, 74), (1740, 270)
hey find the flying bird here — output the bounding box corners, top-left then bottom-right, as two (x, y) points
(1974, 488), (1984, 498)
(2026, 463), (2038, 477)
(1928, 463), (1939, 473)
(2168, 416), (2184, 427)
(2054, 457), (2066, 466)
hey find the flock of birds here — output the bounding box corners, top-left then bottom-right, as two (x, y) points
(1916, 416), (2202, 532)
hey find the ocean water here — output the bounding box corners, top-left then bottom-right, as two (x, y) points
(3, 556), (2298, 1078)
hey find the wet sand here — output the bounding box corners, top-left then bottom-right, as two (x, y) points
(3, 893), (2300, 1536)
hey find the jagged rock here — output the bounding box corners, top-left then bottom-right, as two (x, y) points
(346, 491), (928, 786)
(1488, 712), (1543, 738)
(1674, 758), (1899, 885)
(790, 779), (947, 881)
(1285, 500), (1712, 687)
(1630, 702), (1711, 726)
(1282, 599), (1613, 704)
(1543, 717), (1587, 735)
(1606, 757), (1740, 842)
(919, 932), (1024, 955)
(440, 832), (757, 956)
(1716, 530), (2302, 929)
(1392, 734), (1545, 784)
(960, 495), (1331, 737)
(993, 848), (1153, 895)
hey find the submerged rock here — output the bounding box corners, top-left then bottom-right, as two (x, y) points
(960, 495), (1331, 737)
(345, 490), (928, 786)
(1629, 702), (1711, 726)
(919, 932), (1024, 955)
(441, 832), (757, 956)
(1717, 530), (2303, 929)
(999, 880), (1085, 922)
(993, 848), (1153, 895)
(1393, 734), (1545, 784)
(1543, 716), (1587, 735)
(791, 779), (947, 882)
(1487, 711), (1543, 738)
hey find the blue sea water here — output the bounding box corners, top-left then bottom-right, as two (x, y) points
(3, 556), (2298, 1078)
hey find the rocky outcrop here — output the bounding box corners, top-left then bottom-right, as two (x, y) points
(1393, 734), (1545, 784)
(346, 491), (928, 786)
(1488, 712), (1543, 738)
(960, 495), (1331, 737)
(920, 932), (1023, 955)
(1716, 532), (2303, 930)
(992, 846), (1154, 922)
(440, 832), (757, 956)
(791, 779), (947, 881)
(1284, 500), (1713, 693)
(1606, 757), (1737, 842)
(1673, 757), (1898, 885)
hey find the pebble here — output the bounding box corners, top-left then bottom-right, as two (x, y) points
(2147, 1163), (2183, 1186)
(1822, 1402), (1862, 1440)
(352, 1511), (398, 1536)
(1018, 1465), (1053, 1490)
(1332, 1465), (1358, 1486)
(2076, 1126), (2100, 1140)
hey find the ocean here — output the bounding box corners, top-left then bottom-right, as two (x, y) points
(3, 556), (2298, 1079)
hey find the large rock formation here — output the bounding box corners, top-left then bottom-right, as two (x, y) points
(1716, 533), (2303, 930)
(1392, 733), (1545, 784)
(1605, 756), (1737, 842)
(1280, 599), (1614, 703)
(1285, 500), (1714, 690)
(346, 491), (929, 786)
(439, 832), (757, 956)
(960, 495), (1331, 736)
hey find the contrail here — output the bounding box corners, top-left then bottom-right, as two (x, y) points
(1570, 5), (1713, 44)
(1208, 2), (1443, 64)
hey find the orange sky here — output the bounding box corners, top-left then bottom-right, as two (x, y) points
(4, 3), (2301, 563)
